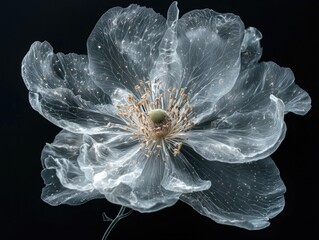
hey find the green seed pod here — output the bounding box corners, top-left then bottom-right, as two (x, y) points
(148, 109), (168, 124)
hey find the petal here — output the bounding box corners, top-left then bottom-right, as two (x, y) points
(86, 135), (210, 209)
(161, 147), (211, 193)
(41, 128), (134, 205)
(176, 9), (245, 123)
(263, 62), (311, 115)
(101, 152), (181, 213)
(180, 150), (286, 230)
(41, 128), (180, 212)
(22, 41), (122, 134)
(213, 61), (311, 117)
(41, 130), (103, 206)
(240, 27), (263, 69)
(41, 169), (103, 206)
(87, 4), (167, 96)
(187, 95), (285, 163)
(80, 133), (145, 189)
(150, 2), (183, 93)
(188, 61), (311, 163)
(78, 134), (181, 212)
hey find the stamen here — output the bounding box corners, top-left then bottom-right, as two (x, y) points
(114, 80), (195, 158)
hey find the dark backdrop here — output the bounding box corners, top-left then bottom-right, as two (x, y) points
(1, 0), (318, 239)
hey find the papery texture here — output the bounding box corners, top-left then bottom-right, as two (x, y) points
(180, 148), (286, 230)
(87, 5), (167, 96)
(22, 41), (122, 134)
(176, 9), (245, 123)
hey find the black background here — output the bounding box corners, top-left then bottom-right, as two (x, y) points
(1, 0), (318, 239)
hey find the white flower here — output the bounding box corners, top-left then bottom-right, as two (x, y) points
(21, 2), (311, 230)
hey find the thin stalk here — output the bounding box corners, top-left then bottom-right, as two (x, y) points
(101, 206), (133, 240)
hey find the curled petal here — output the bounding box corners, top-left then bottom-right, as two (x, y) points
(77, 129), (139, 184)
(89, 138), (210, 209)
(82, 138), (182, 211)
(87, 4), (167, 96)
(150, 1), (182, 95)
(41, 128), (139, 206)
(22, 41), (122, 134)
(42, 129), (181, 212)
(180, 149), (286, 230)
(176, 9), (245, 123)
(213, 61), (311, 117)
(187, 95), (285, 163)
(259, 62), (311, 115)
(41, 168), (103, 206)
(104, 156), (181, 213)
(41, 130), (103, 206)
(189, 60), (311, 163)
(81, 134), (146, 190)
(241, 27), (263, 69)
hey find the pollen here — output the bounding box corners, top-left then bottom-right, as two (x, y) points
(114, 80), (195, 158)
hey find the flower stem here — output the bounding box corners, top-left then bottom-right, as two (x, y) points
(101, 206), (133, 240)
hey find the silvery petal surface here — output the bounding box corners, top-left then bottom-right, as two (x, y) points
(187, 95), (286, 163)
(161, 145), (211, 193)
(180, 149), (286, 230)
(79, 135), (182, 212)
(187, 61), (311, 163)
(42, 129), (208, 212)
(22, 41), (122, 134)
(41, 130), (103, 205)
(87, 4), (167, 97)
(240, 27), (263, 70)
(176, 8), (245, 123)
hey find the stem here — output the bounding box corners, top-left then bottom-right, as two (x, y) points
(101, 206), (133, 240)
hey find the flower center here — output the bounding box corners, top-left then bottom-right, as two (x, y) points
(148, 109), (168, 124)
(114, 80), (195, 157)
(148, 109), (171, 139)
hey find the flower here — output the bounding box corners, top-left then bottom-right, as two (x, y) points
(21, 1), (311, 230)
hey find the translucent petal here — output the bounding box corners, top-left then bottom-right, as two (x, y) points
(176, 9), (245, 123)
(41, 128), (137, 206)
(41, 130), (103, 206)
(240, 27), (263, 69)
(261, 62), (311, 115)
(87, 4), (167, 96)
(76, 132), (209, 211)
(186, 95), (285, 163)
(41, 168), (103, 206)
(161, 148), (211, 193)
(180, 150), (286, 230)
(95, 142), (210, 211)
(78, 129), (140, 184)
(87, 138), (210, 200)
(80, 134), (146, 190)
(150, 2), (182, 95)
(45, 130), (181, 212)
(212, 61), (311, 117)
(110, 87), (134, 106)
(21, 41), (122, 134)
(101, 150), (181, 213)
(85, 139), (211, 209)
